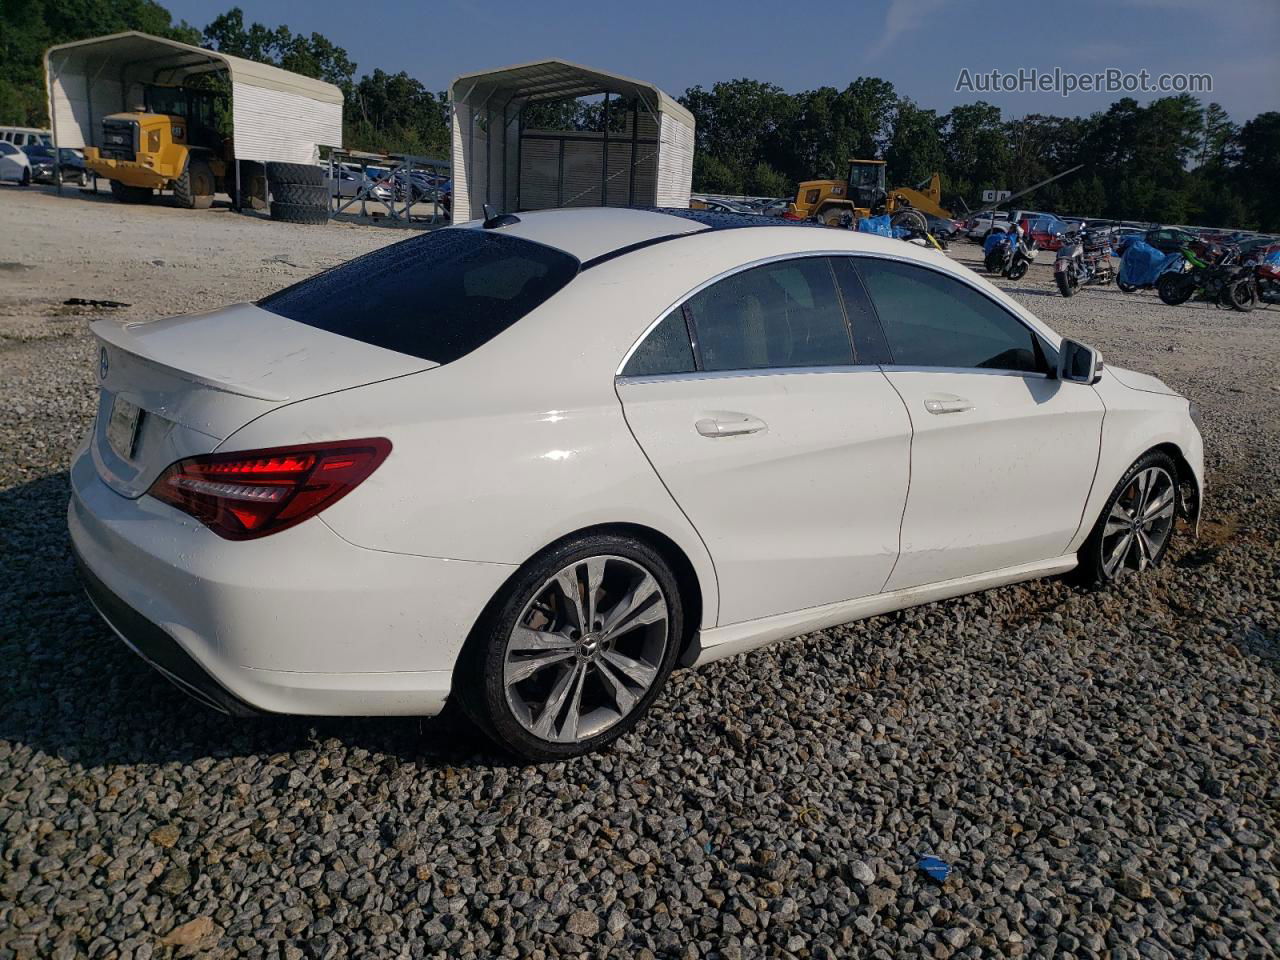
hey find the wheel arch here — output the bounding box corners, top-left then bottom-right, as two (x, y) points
(457, 521), (709, 686)
(1152, 440), (1201, 528)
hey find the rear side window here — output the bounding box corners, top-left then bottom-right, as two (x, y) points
(622, 308), (695, 377)
(856, 258), (1048, 373)
(686, 258), (853, 371)
(258, 229), (579, 364)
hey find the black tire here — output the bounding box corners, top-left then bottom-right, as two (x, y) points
(1007, 258), (1029, 281)
(173, 156), (215, 210)
(270, 182), (328, 206)
(1222, 280), (1255, 312)
(821, 207), (849, 228)
(1157, 273), (1194, 306)
(269, 201), (329, 225)
(1056, 271), (1079, 297)
(76, 169), (89, 187)
(265, 162), (324, 186)
(455, 532), (684, 761)
(19, 167), (30, 186)
(890, 208), (927, 235)
(1117, 280), (1138, 293)
(109, 179), (151, 204)
(1075, 450), (1179, 588)
(984, 249), (1005, 274)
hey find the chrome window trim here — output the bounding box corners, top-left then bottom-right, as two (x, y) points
(877, 364), (1051, 381)
(615, 248), (1061, 379)
(616, 364), (887, 386)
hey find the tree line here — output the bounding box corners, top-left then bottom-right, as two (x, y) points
(681, 79), (1278, 231)
(3, 1), (1276, 230)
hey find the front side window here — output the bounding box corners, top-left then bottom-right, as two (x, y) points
(259, 229), (580, 364)
(856, 258), (1049, 374)
(686, 258), (854, 372)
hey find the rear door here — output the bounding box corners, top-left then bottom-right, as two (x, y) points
(853, 256), (1104, 590)
(616, 256), (911, 626)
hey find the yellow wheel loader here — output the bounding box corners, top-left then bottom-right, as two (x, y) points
(787, 159), (951, 232)
(83, 84), (258, 209)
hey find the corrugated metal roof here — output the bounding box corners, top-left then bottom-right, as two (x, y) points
(451, 59), (694, 128)
(44, 31), (343, 105)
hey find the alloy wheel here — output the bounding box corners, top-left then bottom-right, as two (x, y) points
(502, 555), (669, 744)
(1100, 466), (1176, 577)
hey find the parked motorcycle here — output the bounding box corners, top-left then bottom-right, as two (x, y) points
(1054, 227), (1115, 297)
(1156, 245), (1255, 311)
(983, 222), (1036, 280)
(1246, 249), (1280, 306)
(1115, 238), (1188, 293)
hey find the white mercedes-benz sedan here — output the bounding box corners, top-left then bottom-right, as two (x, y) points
(70, 207), (1204, 760)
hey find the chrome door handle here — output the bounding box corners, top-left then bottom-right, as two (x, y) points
(695, 415), (767, 437)
(924, 397), (974, 415)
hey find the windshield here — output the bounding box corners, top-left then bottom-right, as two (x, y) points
(258, 229), (580, 364)
(25, 145), (52, 159)
(847, 163), (884, 189)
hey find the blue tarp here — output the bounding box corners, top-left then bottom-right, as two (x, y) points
(857, 214), (908, 238)
(1118, 240), (1183, 287)
(1265, 249), (1280, 267)
(983, 231), (1009, 255)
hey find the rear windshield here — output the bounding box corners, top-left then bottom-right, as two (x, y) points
(258, 229), (579, 364)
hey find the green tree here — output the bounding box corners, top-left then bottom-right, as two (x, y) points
(0, 0), (198, 125)
(1236, 112), (1280, 230)
(885, 99), (943, 188)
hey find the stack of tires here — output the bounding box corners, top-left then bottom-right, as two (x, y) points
(266, 163), (329, 225)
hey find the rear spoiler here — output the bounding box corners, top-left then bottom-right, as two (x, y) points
(92, 314), (292, 403)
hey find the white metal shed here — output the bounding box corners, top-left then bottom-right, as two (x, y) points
(449, 60), (695, 225)
(43, 31), (343, 175)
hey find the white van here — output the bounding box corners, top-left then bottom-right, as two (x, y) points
(0, 127), (53, 148)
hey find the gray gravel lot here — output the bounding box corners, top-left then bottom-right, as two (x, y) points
(1, 185), (1277, 959)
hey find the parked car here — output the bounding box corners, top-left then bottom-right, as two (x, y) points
(923, 213), (961, 242)
(1014, 214), (1070, 251)
(0, 125), (52, 148)
(70, 207), (1204, 760)
(326, 164), (368, 199)
(23, 145), (89, 185)
(965, 212), (1009, 240)
(0, 141), (32, 185)
(692, 197), (756, 214)
(1144, 226), (1201, 255)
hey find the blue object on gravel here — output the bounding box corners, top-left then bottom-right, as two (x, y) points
(917, 855), (952, 883)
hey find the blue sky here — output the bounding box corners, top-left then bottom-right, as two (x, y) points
(164, 0), (1278, 121)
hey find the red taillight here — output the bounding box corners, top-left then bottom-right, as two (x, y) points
(147, 438), (392, 540)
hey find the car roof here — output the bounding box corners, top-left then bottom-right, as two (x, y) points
(457, 207), (824, 264)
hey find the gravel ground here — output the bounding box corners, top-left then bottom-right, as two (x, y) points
(1, 186), (1277, 960)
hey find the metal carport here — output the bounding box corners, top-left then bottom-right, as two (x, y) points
(44, 31), (343, 202)
(449, 59), (695, 225)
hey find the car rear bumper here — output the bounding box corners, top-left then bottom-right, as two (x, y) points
(68, 440), (515, 717)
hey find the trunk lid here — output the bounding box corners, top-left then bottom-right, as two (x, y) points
(90, 302), (435, 498)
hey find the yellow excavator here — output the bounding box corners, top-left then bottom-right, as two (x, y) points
(786, 159), (951, 231)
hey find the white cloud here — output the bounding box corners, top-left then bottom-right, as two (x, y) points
(868, 0), (949, 60)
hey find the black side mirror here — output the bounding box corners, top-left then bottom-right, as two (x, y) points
(1058, 338), (1103, 384)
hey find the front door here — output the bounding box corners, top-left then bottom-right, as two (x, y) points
(616, 256), (912, 626)
(852, 256), (1105, 590)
